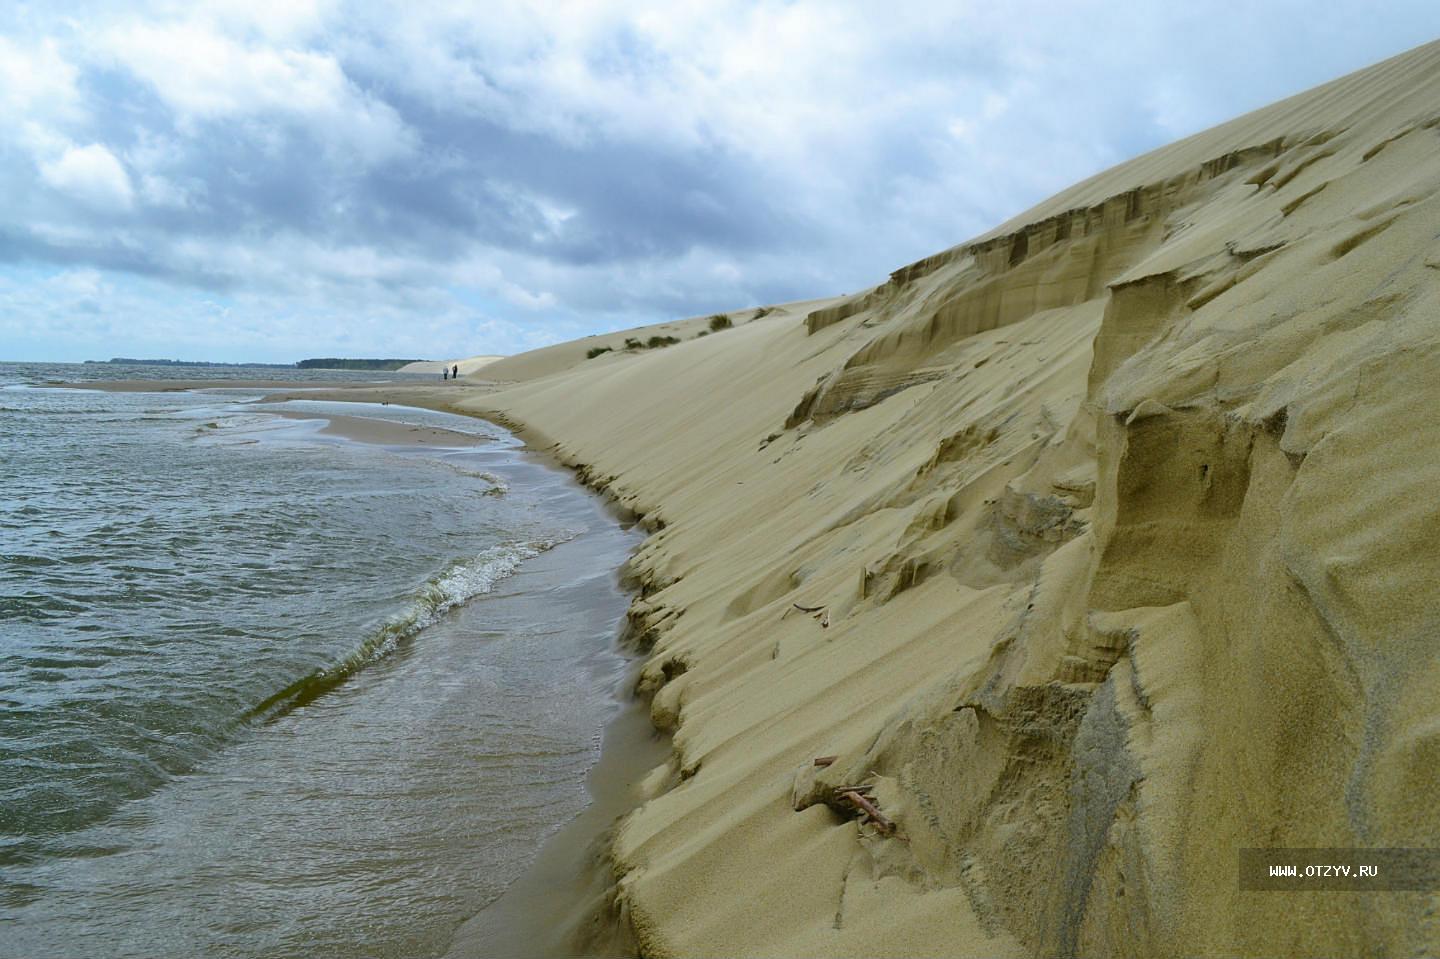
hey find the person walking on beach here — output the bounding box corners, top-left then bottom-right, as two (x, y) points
(442, 367), (448, 381)
(452, 364), (459, 380)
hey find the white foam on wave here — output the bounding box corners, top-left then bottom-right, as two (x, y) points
(435, 462), (510, 494)
(247, 534), (579, 721)
(371, 534), (580, 659)
(417, 540), (557, 625)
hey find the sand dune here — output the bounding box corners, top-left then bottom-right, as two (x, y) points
(458, 40), (1440, 957)
(476, 303), (832, 383)
(396, 355), (504, 375)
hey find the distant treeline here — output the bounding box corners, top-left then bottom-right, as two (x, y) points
(90, 358), (294, 368)
(295, 358), (424, 370)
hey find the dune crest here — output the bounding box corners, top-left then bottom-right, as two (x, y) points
(463, 40), (1440, 957)
(397, 355), (504, 375)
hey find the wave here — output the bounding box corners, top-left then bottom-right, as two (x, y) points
(245, 538), (568, 722)
(435, 462), (510, 494)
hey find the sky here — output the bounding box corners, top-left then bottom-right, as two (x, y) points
(0, 2), (1436, 363)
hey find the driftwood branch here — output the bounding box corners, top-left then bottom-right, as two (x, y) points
(813, 755), (838, 767)
(840, 790), (894, 835)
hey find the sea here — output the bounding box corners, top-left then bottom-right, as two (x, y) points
(0, 362), (641, 958)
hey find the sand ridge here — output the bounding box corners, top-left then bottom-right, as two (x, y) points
(396, 355), (505, 375)
(450, 39), (1440, 958)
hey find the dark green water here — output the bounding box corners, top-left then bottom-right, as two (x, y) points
(0, 364), (640, 957)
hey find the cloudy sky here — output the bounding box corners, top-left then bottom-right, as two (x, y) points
(1, 2), (1435, 363)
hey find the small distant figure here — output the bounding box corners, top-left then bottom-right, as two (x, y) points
(442, 367), (448, 381)
(452, 364), (459, 380)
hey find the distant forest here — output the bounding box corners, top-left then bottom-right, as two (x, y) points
(295, 358), (424, 370)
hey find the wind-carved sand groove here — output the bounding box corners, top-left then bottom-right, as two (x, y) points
(462, 40), (1440, 959)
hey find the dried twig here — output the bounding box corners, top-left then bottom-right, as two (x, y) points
(813, 755), (838, 767)
(840, 790), (894, 835)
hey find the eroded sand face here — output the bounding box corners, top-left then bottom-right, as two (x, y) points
(449, 42), (1440, 958)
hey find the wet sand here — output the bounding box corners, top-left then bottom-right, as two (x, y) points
(268, 408), (494, 448)
(445, 657), (670, 959)
(258, 382), (499, 413)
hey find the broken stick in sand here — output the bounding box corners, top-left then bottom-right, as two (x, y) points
(840, 790), (894, 835)
(790, 602), (831, 628)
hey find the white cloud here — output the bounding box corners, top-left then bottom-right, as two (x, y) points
(104, 21), (416, 165)
(108, 23), (324, 116)
(139, 173), (199, 209)
(47, 268), (107, 297)
(201, 0), (336, 43)
(357, 1), (895, 159)
(502, 286), (557, 310)
(0, 36), (81, 121)
(0, 35), (86, 162)
(40, 144), (136, 212)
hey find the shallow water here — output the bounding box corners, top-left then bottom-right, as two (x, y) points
(0, 363), (639, 957)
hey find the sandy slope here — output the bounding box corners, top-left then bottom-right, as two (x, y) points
(459, 40), (1440, 957)
(396, 355), (504, 375)
(476, 304), (834, 383)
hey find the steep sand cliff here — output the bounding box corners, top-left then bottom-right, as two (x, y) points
(460, 41), (1440, 957)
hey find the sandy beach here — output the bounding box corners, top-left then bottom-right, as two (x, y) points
(61, 38), (1440, 958)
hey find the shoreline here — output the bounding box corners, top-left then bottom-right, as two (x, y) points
(257, 389), (673, 957)
(69, 377), (665, 957)
(444, 652), (668, 958)
(261, 388), (672, 956)
(266, 407), (495, 448)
